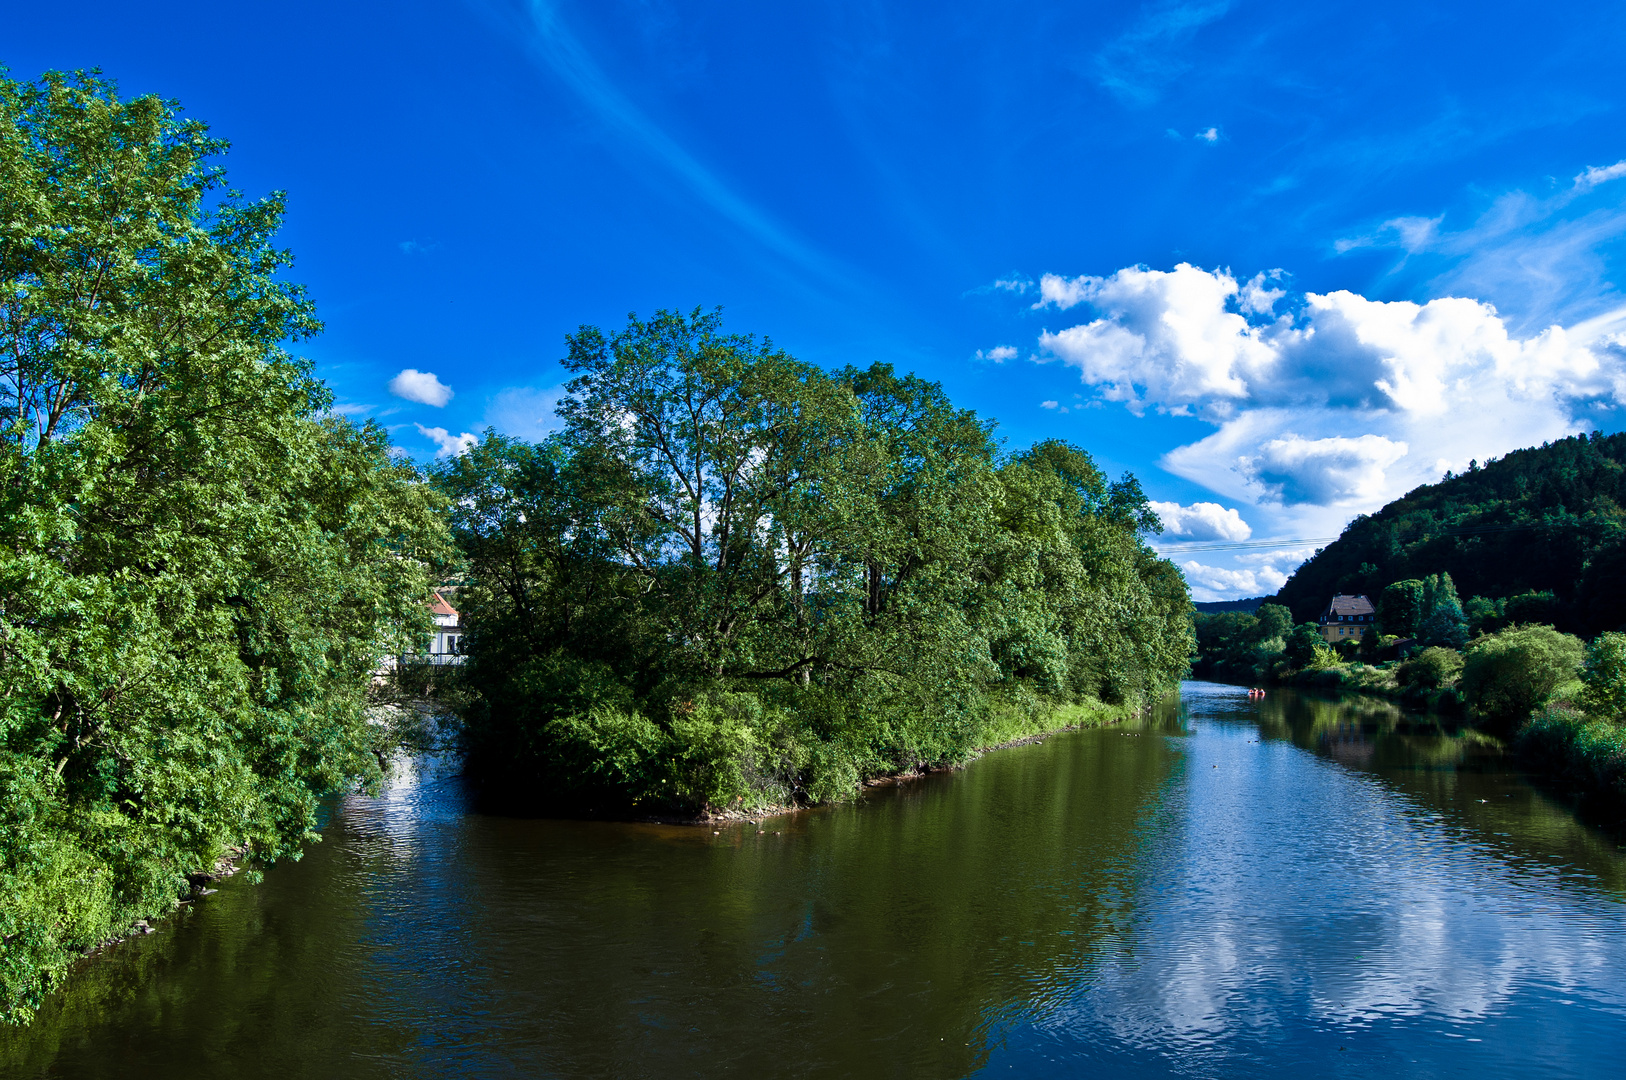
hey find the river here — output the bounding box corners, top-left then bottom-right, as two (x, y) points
(4, 681), (1625, 1078)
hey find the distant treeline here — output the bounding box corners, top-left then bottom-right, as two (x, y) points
(433, 309), (1194, 815)
(1271, 433), (1626, 636)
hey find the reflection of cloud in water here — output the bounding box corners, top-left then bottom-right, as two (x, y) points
(1032, 697), (1626, 1055)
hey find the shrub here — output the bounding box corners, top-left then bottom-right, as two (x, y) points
(1516, 703), (1626, 800)
(1580, 631), (1626, 722)
(1460, 625), (1585, 730)
(1308, 644), (1340, 670)
(1399, 646), (1464, 692)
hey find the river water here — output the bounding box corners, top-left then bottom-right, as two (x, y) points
(4, 681), (1626, 1078)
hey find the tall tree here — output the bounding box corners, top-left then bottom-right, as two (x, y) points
(0, 70), (447, 1023)
(441, 311), (1193, 814)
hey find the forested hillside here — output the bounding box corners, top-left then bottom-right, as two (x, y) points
(1273, 432), (1626, 636)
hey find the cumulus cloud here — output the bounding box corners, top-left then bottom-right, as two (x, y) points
(1178, 560), (1289, 603)
(416, 423), (476, 458)
(1029, 262), (1626, 513)
(1035, 264), (1277, 415)
(1195, 126), (1220, 143)
(976, 344), (1019, 362)
(1242, 433), (1408, 506)
(389, 369), (454, 407)
(1237, 271), (1285, 316)
(1149, 501), (1252, 541)
(1040, 400), (1060, 410)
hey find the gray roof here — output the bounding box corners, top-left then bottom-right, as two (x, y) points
(1321, 594), (1375, 620)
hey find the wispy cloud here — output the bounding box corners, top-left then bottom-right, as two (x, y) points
(519, 1), (843, 284)
(483, 384), (566, 442)
(1333, 160), (1626, 331)
(975, 345), (1019, 363)
(1575, 160), (1626, 189)
(1093, 2), (1233, 106)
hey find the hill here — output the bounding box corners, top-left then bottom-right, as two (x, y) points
(1271, 432), (1626, 636)
(1194, 597), (1266, 613)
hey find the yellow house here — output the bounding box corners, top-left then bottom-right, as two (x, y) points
(1319, 593), (1375, 643)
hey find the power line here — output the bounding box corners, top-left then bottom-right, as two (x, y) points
(1153, 536), (1336, 554)
(1151, 519), (1566, 556)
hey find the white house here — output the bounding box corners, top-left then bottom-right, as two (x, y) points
(424, 590), (464, 664)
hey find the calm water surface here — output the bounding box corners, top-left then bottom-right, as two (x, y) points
(5, 682), (1626, 1078)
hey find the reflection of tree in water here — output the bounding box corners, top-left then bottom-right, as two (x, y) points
(1248, 687), (1626, 893)
(9, 691), (1626, 1078)
(0, 725), (1185, 1080)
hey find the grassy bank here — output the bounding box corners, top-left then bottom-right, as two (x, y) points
(1515, 705), (1626, 812)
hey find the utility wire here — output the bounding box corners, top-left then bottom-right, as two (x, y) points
(1151, 519), (1569, 556)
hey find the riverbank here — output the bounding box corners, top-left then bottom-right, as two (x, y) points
(665, 694), (1151, 826)
(1515, 704), (1626, 815)
(1217, 667), (1626, 818)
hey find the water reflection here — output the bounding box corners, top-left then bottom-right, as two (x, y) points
(4, 683), (1624, 1078)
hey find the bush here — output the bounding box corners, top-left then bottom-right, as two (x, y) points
(1580, 631), (1626, 722)
(1399, 646), (1463, 692)
(1307, 644), (1340, 670)
(1460, 625), (1585, 730)
(1516, 703), (1626, 801)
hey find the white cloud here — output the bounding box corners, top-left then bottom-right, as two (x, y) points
(484, 385), (565, 442)
(1333, 174), (1626, 333)
(1028, 262), (1625, 515)
(976, 344), (1019, 362)
(1195, 126), (1220, 143)
(1035, 264), (1277, 415)
(416, 423), (476, 458)
(1022, 258), (1626, 597)
(1575, 160), (1626, 189)
(1243, 433), (1408, 506)
(1179, 560), (1288, 603)
(1149, 500), (1252, 541)
(1040, 400), (1060, 410)
(389, 369), (454, 407)
(1237, 271), (1285, 316)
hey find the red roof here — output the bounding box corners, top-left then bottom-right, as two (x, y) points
(429, 590), (458, 617)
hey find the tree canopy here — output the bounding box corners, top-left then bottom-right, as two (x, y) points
(437, 309), (1193, 813)
(0, 71), (447, 1023)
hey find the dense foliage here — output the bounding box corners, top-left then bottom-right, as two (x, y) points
(1458, 626), (1585, 732)
(437, 309), (1193, 813)
(0, 72), (446, 1022)
(1272, 433), (1626, 635)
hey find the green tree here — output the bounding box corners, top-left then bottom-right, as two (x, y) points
(0, 70), (447, 1023)
(1377, 579), (1424, 638)
(439, 311), (1192, 813)
(1398, 646), (1464, 692)
(1579, 631), (1626, 722)
(1418, 573), (1468, 649)
(1459, 625), (1585, 731)
(1284, 622), (1323, 668)
(1464, 595), (1507, 636)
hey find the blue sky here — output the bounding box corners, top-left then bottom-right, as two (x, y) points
(9, 0), (1626, 598)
